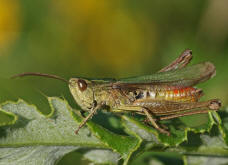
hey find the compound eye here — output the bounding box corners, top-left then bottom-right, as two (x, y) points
(77, 79), (87, 92)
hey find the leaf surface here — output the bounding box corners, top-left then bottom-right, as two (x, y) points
(0, 97), (227, 165)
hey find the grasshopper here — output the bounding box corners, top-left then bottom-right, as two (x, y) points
(12, 49), (221, 136)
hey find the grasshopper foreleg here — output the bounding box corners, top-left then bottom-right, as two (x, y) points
(75, 101), (103, 134)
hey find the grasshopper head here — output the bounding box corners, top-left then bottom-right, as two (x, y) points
(69, 78), (94, 111)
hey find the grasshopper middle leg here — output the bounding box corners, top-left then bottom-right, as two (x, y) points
(113, 105), (170, 136)
(142, 108), (170, 136)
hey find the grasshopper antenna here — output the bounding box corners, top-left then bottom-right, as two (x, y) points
(11, 72), (68, 83)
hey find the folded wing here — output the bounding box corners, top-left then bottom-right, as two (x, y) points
(115, 62), (216, 89)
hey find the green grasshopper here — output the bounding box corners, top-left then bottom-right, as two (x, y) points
(12, 49), (221, 136)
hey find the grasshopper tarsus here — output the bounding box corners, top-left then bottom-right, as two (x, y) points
(75, 129), (79, 134)
(153, 125), (170, 136)
(162, 130), (171, 136)
(80, 110), (86, 118)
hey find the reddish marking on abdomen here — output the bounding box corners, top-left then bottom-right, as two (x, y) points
(173, 89), (179, 95)
(166, 87), (200, 102)
(157, 86), (202, 102)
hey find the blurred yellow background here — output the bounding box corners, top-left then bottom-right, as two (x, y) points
(0, 0), (228, 164)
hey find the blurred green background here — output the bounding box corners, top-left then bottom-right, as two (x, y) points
(0, 0), (228, 164)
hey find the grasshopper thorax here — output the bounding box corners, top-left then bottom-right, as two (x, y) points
(69, 78), (94, 111)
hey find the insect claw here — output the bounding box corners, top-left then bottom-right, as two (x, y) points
(156, 126), (171, 136)
(80, 110), (86, 118)
(75, 129), (80, 134)
(164, 130), (171, 136)
(160, 123), (169, 130)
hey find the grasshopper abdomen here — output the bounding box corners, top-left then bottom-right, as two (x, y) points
(133, 86), (203, 103)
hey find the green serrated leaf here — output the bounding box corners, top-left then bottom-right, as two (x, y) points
(0, 97), (109, 165)
(121, 112), (215, 147)
(0, 96), (228, 165)
(0, 97), (143, 165)
(122, 116), (159, 143)
(83, 149), (120, 164)
(183, 155), (228, 165)
(0, 109), (17, 126)
(87, 119), (140, 164)
(216, 107), (228, 145)
(0, 146), (78, 165)
(0, 98), (103, 147)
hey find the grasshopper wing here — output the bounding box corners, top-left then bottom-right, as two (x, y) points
(115, 62), (215, 89)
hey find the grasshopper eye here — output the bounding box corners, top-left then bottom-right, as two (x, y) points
(77, 79), (87, 92)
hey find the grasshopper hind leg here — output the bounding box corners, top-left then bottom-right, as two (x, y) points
(158, 49), (192, 72)
(143, 99), (221, 134)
